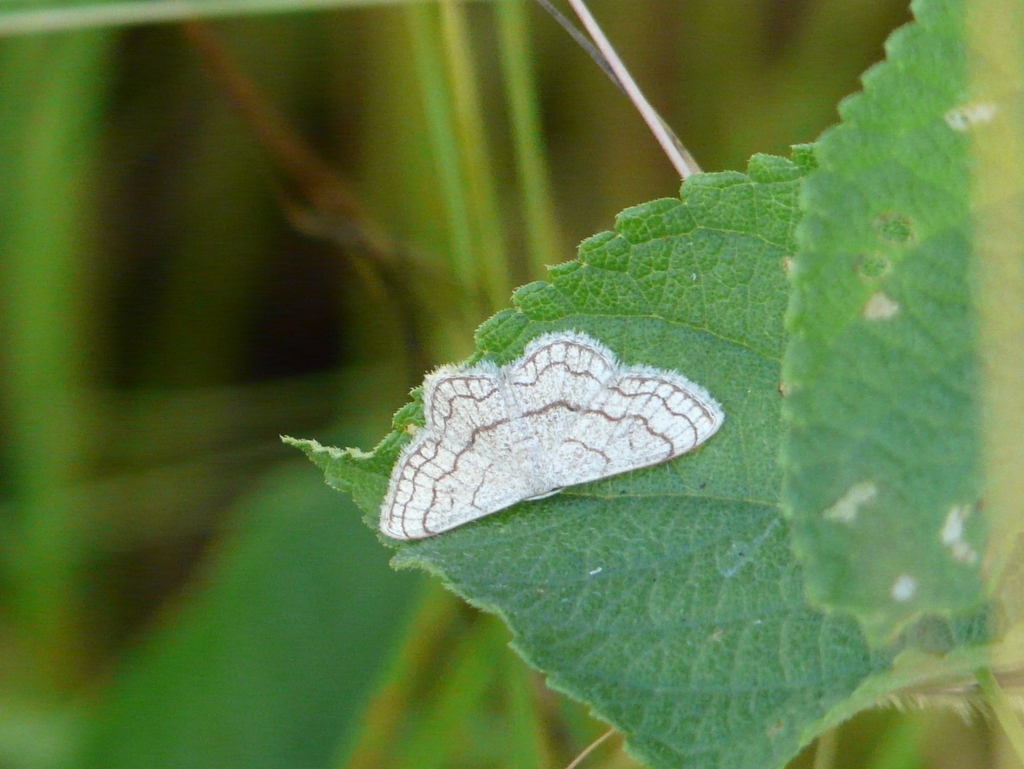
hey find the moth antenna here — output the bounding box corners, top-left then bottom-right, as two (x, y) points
(535, 0), (701, 179)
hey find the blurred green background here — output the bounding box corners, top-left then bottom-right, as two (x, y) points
(4, 1), (999, 767)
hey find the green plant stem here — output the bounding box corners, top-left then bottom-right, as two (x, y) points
(977, 667), (1024, 766)
(494, 0), (562, 280)
(0, 30), (112, 688)
(438, 0), (512, 310)
(405, 5), (480, 312)
(0, 0), (421, 36)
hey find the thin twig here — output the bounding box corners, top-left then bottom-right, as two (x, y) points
(976, 667), (1024, 765)
(530, 0), (626, 95)
(563, 728), (617, 769)
(180, 21), (392, 255)
(562, 0), (701, 178)
(180, 21), (434, 377)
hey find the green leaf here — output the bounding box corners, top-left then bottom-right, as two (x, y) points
(82, 462), (420, 769)
(781, 0), (985, 642)
(295, 152), (893, 769)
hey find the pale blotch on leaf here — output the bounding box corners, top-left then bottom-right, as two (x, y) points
(783, 256), (795, 275)
(863, 291), (900, 321)
(891, 574), (917, 602)
(941, 504), (979, 565)
(822, 481), (878, 523)
(944, 101), (998, 131)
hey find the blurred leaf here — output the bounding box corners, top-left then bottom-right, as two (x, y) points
(781, 0), (985, 642)
(969, 0), (1024, 628)
(388, 613), (507, 769)
(291, 152), (895, 769)
(0, 698), (83, 769)
(81, 460), (420, 769)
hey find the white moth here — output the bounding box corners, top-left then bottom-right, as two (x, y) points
(380, 330), (723, 539)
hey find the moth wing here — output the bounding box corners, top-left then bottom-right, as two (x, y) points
(381, 367), (539, 539)
(507, 332), (617, 467)
(547, 366), (723, 487)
